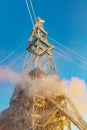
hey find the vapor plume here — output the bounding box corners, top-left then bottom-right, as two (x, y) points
(13, 75), (87, 115)
(0, 67), (19, 83)
(14, 76), (65, 98)
(62, 77), (87, 115)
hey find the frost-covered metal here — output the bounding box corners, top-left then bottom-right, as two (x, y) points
(0, 18), (87, 130)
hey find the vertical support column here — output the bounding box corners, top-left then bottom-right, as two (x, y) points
(32, 96), (35, 130)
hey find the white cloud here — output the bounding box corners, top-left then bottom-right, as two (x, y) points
(0, 67), (19, 83)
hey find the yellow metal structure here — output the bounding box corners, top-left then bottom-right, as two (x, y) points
(1, 18), (87, 130)
(8, 89), (87, 130)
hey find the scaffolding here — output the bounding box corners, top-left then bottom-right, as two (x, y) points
(1, 17), (87, 130)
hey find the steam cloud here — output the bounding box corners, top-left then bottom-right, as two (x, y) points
(0, 66), (86, 115)
(14, 76), (65, 98)
(62, 77), (87, 115)
(0, 67), (19, 83)
(14, 76), (87, 115)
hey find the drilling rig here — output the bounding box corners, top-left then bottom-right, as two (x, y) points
(0, 18), (87, 130)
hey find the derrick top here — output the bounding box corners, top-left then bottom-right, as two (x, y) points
(26, 17), (54, 56)
(36, 17), (45, 25)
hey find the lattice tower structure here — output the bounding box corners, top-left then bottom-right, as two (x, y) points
(1, 18), (87, 130)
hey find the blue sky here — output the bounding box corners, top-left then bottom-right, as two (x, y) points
(0, 0), (87, 127)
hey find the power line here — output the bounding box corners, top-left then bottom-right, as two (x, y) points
(8, 51), (26, 67)
(29, 0), (37, 21)
(54, 46), (87, 65)
(25, 0), (34, 27)
(0, 41), (26, 64)
(48, 36), (87, 62)
(0, 51), (15, 64)
(54, 50), (87, 70)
